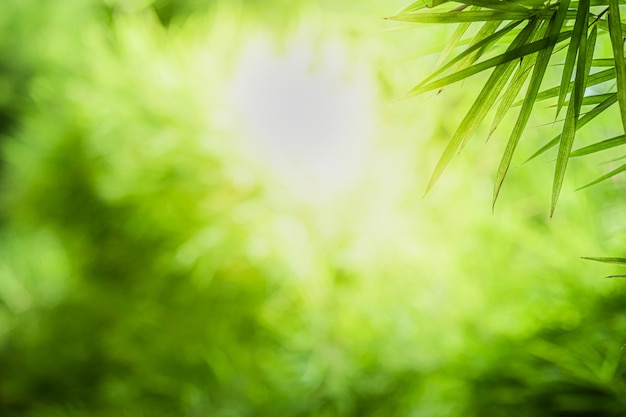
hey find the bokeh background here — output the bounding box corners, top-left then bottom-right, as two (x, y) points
(1, 0), (626, 416)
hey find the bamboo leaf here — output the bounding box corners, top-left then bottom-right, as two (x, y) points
(409, 20), (523, 94)
(452, 0), (532, 12)
(524, 67), (616, 105)
(582, 256), (626, 265)
(399, 0), (451, 13)
(406, 31), (568, 98)
(387, 10), (536, 24)
(551, 19), (594, 216)
(570, 134), (626, 157)
(525, 93), (618, 161)
(425, 18), (538, 193)
(556, 0), (590, 117)
(550, 93), (617, 107)
(576, 163), (626, 189)
(590, 58), (619, 67)
(451, 20), (502, 73)
(608, 0), (626, 133)
(489, 45), (537, 138)
(493, 0), (570, 209)
(434, 21), (473, 70)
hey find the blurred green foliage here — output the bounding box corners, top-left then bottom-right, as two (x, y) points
(0, 1), (625, 416)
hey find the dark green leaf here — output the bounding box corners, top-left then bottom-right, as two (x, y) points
(582, 256), (626, 265)
(551, 20), (594, 215)
(556, 0), (590, 117)
(608, 0), (626, 133)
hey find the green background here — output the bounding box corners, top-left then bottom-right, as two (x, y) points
(0, 0), (625, 415)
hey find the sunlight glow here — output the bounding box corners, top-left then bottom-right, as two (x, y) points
(230, 37), (376, 201)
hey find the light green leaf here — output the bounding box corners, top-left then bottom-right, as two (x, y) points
(524, 67), (616, 105)
(434, 21), (472, 70)
(551, 18), (594, 216)
(425, 18), (538, 193)
(570, 134), (626, 157)
(451, 20), (502, 73)
(452, 0), (531, 12)
(493, 0), (570, 209)
(576, 163), (626, 189)
(409, 20), (523, 95)
(387, 10), (536, 24)
(489, 45), (537, 138)
(550, 93), (617, 107)
(406, 31), (568, 98)
(526, 93), (618, 161)
(399, 0), (451, 13)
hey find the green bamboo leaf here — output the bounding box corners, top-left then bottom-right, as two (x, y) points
(410, 20), (523, 93)
(434, 21), (472, 70)
(573, 0), (626, 6)
(493, 0), (570, 209)
(576, 163), (626, 189)
(525, 67), (615, 105)
(556, 0), (590, 118)
(452, 0), (531, 12)
(399, 0), (451, 13)
(608, 0), (626, 133)
(406, 32), (565, 98)
(550, 93), (617, 107)
(590, 58), (619, 67)
(425, 18), (538, 193)
(594, 16), (626, 33)
(453, 20), (503, 72)
(570, 134), (626, 157)
(582, 256), (626, 265)
(551, 20), (594, 216)
(489, 46), (537, 138)
(525, 93), (618, 161)
(387, 10), (535, 23)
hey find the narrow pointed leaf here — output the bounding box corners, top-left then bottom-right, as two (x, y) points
(570, 134), (626, 157)
(582, 256), (626, 265)
(489, 46), (537, 138)
(525, 93), (618, 161)
(452, 20), (502, 74)
(406, 32), (566, 98)
(425, 19), (538, 193)
(434, 21), (472, 70)
(399, 0), (451, 13)
(556, 0), (591, 117)
(387, 10), (539, 24)
(576, 163), (626, 189)
(551, 22), (594, 216)
(550, 93), (617, 107)
(410, 20), (523, 93)
(453, 0), (532, 12)
(522, 67), (616, 105)
(608, 0), (626, 132)
(493, 0), (570, 209)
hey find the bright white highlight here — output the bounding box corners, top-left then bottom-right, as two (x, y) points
(230, 37), (375, 200)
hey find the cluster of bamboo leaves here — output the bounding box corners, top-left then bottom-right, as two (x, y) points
(388, 0), (626, 217)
